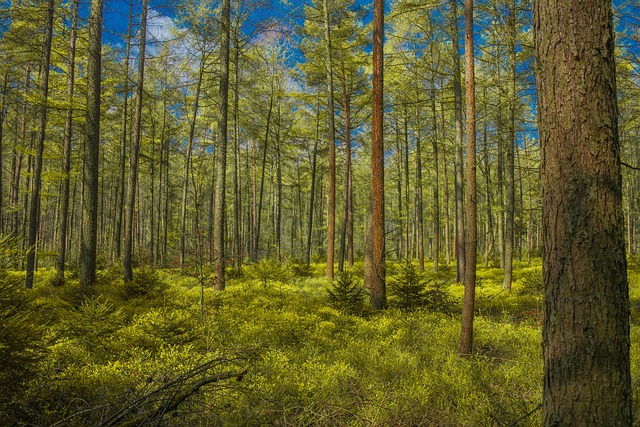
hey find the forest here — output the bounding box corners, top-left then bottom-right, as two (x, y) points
(0, 0), (638, 425)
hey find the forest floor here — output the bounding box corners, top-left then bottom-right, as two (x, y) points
(3, 258), (640, 426)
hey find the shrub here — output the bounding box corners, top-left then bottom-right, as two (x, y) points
(327, 270), (365, 315)
(389, 261), (457, 313)
(248, 258), (290, 286)
(288, 259), (313, 277)
(122, 265), (167, 299)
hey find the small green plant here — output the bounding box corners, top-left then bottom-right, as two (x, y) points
(289, 259), (313, 277)
(248, 258), (290, 286)
(327, 270), (365, 314)
(122, 265), (167, 299)
(389, 261), (429, 310)
(389, 261), (456, 313)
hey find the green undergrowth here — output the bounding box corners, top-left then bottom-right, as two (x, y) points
(2, 258), (640, 425)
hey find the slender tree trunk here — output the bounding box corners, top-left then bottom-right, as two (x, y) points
(322, 0), (337, 278)
(482, 87), (494, 267)
(213, 0), (231, 289)
(123, 0), (148, 283)
(430, 46), (440, 273)
(338, 60), (352, 273)
(535, 0), (632, 423)
(115, 1), (133, 261)
(452, 0), (466, 283)
(415, 69), (425, 271)
(25, 0), (54, 289)
(306, 91), (321, 265)
(232, 22), (242, 270)
(365, 0), (386, 309)
(56, 0), (79, 283)
(460, 0), (477, 355)
(0, 74), (7, 234)
(80, 0), (104, 287)
(255, 90), (274, 260)
(503, 0), (516, 290)
(441, 101), (451, 265)
(180, 49), (205, 266)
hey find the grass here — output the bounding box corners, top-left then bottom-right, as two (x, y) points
(1, 258), (639, 426)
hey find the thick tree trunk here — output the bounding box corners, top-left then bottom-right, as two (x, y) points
(364, 0), (386, 309)
(80, 0), (104, 287)
(213, 0), (231, 290)
(534, 0), (632, 423)
(123, 0), (148, 283)
(460, 0), (477, 355)
(25, 0), (54, 289)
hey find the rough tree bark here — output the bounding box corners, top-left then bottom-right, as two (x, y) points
(213, 0), (231, 290)
(79, 0), (104, 287)
(460, 0), (477, 355)
(364, 0), (386, 309)
(534, 0), (632, 423)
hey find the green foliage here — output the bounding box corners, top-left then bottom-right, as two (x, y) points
(248, 258), (291, 286)
(0, 234), (23, 270)
(327, 270), (365, 315)
(121, 265), (167, 300)
(389, 260), (457, 313)
(516, 266), (543, 296)
(288, 258), (313, 277)
(0, 275), (45, 423)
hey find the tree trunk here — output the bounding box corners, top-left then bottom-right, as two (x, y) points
(460, 0), (477, 355)
(213, 0), (231, 290)
(364, 0), (386, 309)
(55, 0), (79, 284)
(25, 0), (54, 289)
(414, 56), (424, 270)
(534, 0), (632, 423)
(503, 0), (516, 290)
(114, 0), (133, 261)
(123, 0), (148, 283)
(430, 45), (440, 273)
(322, 0), (337, 278)
(451, 0), (465, 283)
(80, 0), (104, 287)
(180, 48), (205, 266)
(338, 59), (352, 272)
(306, 91), (321, 265)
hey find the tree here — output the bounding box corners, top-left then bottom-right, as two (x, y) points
(79, 0), (104, 287)
(364, 0), (386, 309)
(460, 0), (477, 355)
(213, 0), (231, 291)
(123, 0), (149, 283)
(322, 0), (337, 279)
(55, 0), (79, 285)
(25, 0), (55, 289)
(534, 0), (632, 423)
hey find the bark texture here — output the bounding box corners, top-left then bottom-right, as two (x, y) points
(534, 0), (632, 424)
(79, 0), (104, 287)
(365, 0), (386, 309)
